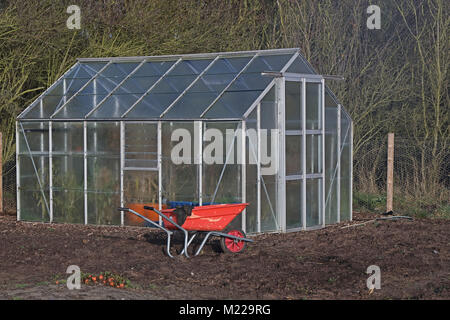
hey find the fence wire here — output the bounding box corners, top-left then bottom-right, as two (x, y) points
(2, 159), (16, 213)
(353, 136), (449, 217)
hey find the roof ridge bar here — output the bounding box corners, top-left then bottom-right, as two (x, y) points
(159, 55), (220, 118)
(18, 62), (80, 119)
(84, 59), (147, 118)
(199, 53), (259, 118)
(77, 48), (300, 63)
(50, 61), (113, 119)
(120, 58), (183, 118)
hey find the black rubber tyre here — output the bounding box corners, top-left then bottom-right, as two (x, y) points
(220, 229), (247, 254)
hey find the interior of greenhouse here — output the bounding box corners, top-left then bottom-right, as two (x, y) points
(16, 48), (352, 234)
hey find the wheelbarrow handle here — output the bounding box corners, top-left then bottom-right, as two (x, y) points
(143, 206), (154, 211)
(117, 207), (129, 212)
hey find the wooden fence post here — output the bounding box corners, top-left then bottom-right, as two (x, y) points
(386, 133), (394, 213)
(0, 132), (2, 213)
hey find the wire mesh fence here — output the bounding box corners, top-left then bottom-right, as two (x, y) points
(1, 158), (16, 214)
(353, 136), (449, 217)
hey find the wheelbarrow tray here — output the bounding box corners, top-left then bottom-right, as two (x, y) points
(117, 204), (253, 258)
(162, 203), (249, 231)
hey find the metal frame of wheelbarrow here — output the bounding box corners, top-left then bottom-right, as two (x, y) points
(117, 206), (253, 258)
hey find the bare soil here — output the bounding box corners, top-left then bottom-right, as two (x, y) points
(0, 212), (448, 300)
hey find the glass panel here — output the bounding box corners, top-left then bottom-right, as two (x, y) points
(162, 56), (254, 119)
(261, 174), (277, 231)
(18, 122), (49, 154)
(190, 73), (236, 92)
(285, 56), (314, 74)
(285, 81), (302, 130)
(89, 94), (142, 119)
(161, 92), (218, 119)
(306, 178), (322, 227)
(325, 106), (338, 225)
(64, 78), (96, 96)
(126, 60), (211, 119)
(151, 75), (197, 93)
(87, 122), (120, 225)
(245, 109), (257, 233)
(124, 171), (159, 227)
(20, 190), (49, 222)
(99, 62), (140, 79)
(19, 154), (48, 191)
(260, 95), (278, 231)
(115, 76), (161, 94)
(286, 135), (302, 176)
(340, 112), (352, 221)
(306, 82), (322, 130)
(52, 122), (83, 155)
(170, 59), (213, 76)
(87, 122), (120, 154)
(124, 123), (158, 168)
(325, 87), (338, 108)
(18, 122), (50, 222)
(161, 122), (198, 202)
(202, 54), (295, 119)
(286, 179), (301, 229)
(228, 73), (271, 91)
(205, 57), (250, 75)
(79, 62), (109, 75)
(306, 134), (322, 174)
(245, 54), (293, 73)
(126, 93), (179, 119)
(81, 77), (116, 94)
(22, 80), (71, 119)
(203, 90), (262, 119)
(52, 94), (107, 119)
(52, 122), (84, 224)
(202, 122), (241, 203)
(133, 60), (176, 77)
(29, 64), (105, 119)
(53, 63), (138, 119)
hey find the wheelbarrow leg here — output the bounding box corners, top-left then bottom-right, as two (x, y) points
(194, 232), (214, 256)
(166, 231), (174, 258)
(142, 206), (191, 258)
(180, 228), (190, 258)
(180, 232), (198, 256)
(118, 207), (179, 258)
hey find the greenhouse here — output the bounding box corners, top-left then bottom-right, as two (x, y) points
(16, 48), (352, 234)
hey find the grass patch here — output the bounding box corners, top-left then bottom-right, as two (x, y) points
(354, 191), (449, 219)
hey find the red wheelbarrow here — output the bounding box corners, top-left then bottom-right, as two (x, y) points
(117, 203), (253, 258)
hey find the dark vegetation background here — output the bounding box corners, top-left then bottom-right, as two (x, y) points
(0, 0), (448, 217)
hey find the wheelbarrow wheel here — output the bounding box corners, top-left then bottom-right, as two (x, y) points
(220, 229), (247, 254)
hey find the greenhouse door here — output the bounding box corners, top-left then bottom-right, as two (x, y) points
(120, 122), (161, 226)
(284, 78), (325, 231)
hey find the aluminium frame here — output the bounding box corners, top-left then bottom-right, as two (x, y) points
(16, 48), (352, 234)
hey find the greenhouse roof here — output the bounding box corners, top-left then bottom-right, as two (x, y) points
(18, 48), (335, 121)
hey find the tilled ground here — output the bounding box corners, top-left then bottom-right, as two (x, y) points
(0, 212), (448, 300)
